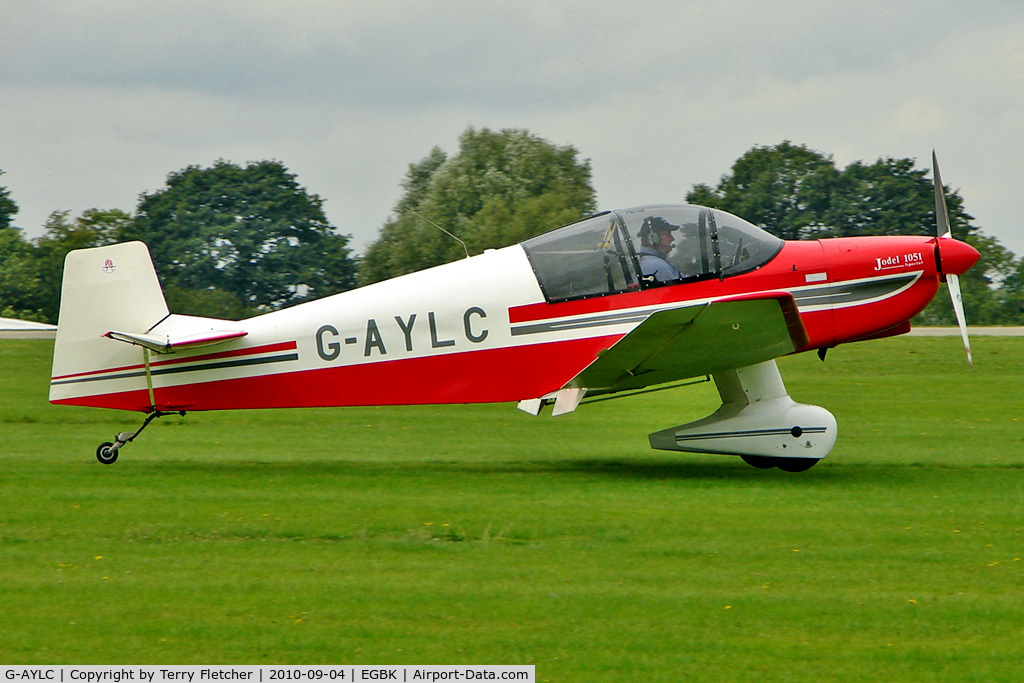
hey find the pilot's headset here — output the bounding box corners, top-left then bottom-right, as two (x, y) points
(638, 216), (675, 247)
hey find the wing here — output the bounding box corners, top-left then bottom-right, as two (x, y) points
(567, 292), (808, 394)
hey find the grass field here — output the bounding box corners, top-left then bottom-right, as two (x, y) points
(1, 337), (1022, 680)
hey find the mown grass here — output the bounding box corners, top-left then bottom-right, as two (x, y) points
(0, 337), (1021, 680)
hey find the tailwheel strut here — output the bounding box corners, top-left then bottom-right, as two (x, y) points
(96, 410), (185, 464)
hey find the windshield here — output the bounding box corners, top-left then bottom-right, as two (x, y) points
(519, 211), (638, 301)
(714, 210), (785, 277)
(522, 204), (783, 303)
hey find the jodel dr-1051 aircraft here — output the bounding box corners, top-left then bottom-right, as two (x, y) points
(49, 154), (978, 471)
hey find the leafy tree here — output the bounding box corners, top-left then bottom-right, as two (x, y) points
(823, 158), (975, 239)
(162, 284), (255, 321)
(0, 226), (47, 321)
(687, 143), (977, 240)
(687, 142), (839, 240)
(33, 209), (131, 321)
(0, 172), (48, 319)
(0, 169), (17, 232)
(688, 142), (1022, 324)
(1000, 258), (1024, 320)
(394, 146), (448, 216)
(125, 160), (356, 315)
(359, 127), (596, 285)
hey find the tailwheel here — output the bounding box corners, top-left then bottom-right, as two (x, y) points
(93, 410), (185, 464)
(96, 442), (119, 465)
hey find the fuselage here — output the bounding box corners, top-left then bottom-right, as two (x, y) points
(49, 205), (977, 413)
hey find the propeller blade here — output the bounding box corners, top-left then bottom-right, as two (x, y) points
(933, 151), (973, 368)
(933, 150), (951, 239)
(946, 273), (973, 368)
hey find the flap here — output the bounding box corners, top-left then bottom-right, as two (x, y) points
(104, 328), (247, 354)
(567, 293), (807, 394)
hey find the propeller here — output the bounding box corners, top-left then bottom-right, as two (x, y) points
(932, 151), (974, 367)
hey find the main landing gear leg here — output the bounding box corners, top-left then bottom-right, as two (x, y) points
(96, 410), (185, 464)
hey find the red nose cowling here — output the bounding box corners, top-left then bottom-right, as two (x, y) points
(937, 237), (980, 277)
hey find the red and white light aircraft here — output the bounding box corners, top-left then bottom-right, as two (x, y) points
(49, 154), (979, 470)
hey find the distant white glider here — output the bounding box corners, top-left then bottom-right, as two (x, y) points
(0, 317), (57, 333)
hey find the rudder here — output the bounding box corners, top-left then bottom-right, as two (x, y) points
(49, 242), (169, 410)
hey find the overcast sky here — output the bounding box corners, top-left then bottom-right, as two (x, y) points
(2, 0), (1022, 257)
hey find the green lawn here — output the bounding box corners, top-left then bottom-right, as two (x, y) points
(1, 337), (1021, 681)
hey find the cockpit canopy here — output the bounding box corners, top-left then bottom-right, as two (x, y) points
(521, 204), (784, 303)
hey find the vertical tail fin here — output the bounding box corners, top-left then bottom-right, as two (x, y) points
(49, 242), (169, 411)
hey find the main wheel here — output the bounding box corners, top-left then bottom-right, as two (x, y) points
(741, 455), (777, 469)
(775, 457), (819, 473)
(96, 442), (119, 465)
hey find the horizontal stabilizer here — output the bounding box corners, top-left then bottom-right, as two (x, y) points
(105, 327), (247, 354)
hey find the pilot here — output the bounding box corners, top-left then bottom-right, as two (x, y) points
(637, 216), (681, 282)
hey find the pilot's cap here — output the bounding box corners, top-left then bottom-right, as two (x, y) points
(639, 216), (678, 245)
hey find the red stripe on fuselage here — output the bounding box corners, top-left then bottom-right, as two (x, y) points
(508, 237), (941, 351)
(51, 341), (298, 381)
(50, 335), (623, 412)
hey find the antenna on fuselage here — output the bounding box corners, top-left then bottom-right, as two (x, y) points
(408, 211), (471, 260)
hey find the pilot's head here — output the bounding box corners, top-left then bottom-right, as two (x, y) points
(639, 217), (677, 254)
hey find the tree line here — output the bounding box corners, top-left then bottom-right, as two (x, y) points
(1, 131), (1021, 324)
